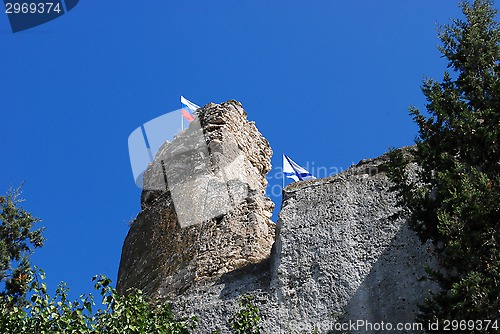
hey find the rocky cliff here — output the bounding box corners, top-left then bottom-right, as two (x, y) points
(117, 101), (437, 333)
(271, 156), (438, 332)
(117, 101), (275, 298)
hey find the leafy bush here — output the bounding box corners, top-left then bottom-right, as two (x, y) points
(0, 269), (197, 333)
(229, 295), (261, 334)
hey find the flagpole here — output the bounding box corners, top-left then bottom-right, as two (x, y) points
(282, 155), (285, 189)
(181, 110), (184, 131)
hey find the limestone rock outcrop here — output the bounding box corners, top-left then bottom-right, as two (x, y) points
(117, 101), (438, 333)
(148, 154), (438, 333)
(270, 155), (438, 332)
(117, 101), (275, 297)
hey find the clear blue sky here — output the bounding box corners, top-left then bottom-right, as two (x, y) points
(1, 1), (490, 300)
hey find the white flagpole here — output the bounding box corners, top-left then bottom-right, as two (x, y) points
(282, 155), (285, 189)
(181, 110), (184, 131)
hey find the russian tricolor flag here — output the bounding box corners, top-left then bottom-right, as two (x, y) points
(181, 96), (200, 122)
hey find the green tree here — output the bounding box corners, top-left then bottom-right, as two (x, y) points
(0, 185), (44, 301)
(388, 0), (500, 331)
(0, 189), (197, 333)
(92, 275), (196, 334)
(0, 271), (197, 333)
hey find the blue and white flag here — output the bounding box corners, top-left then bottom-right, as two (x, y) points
(283, 154), (316, 182)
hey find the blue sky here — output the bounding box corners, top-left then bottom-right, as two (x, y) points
(0, 1), (488, 300)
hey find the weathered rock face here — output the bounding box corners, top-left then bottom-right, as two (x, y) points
(150, 155), (438, 333)
(117, 100), (438, 333)
(117, 101), (275, 297)
(270, 155), (438, 332)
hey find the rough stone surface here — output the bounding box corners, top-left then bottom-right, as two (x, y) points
(117, 101), (438, 333)
(270, 155), (438, 333)
(117, 101), (275, 298)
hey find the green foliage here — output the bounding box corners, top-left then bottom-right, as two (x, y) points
(0, 185), (44, 301)
(0, 270), (197, 333)
(0, 187), (197, 333)
(229, 295), (261, 334)
(92, 275), (197, 334)
(0, 266), (94, 333)
(388, 0), (500, 330)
